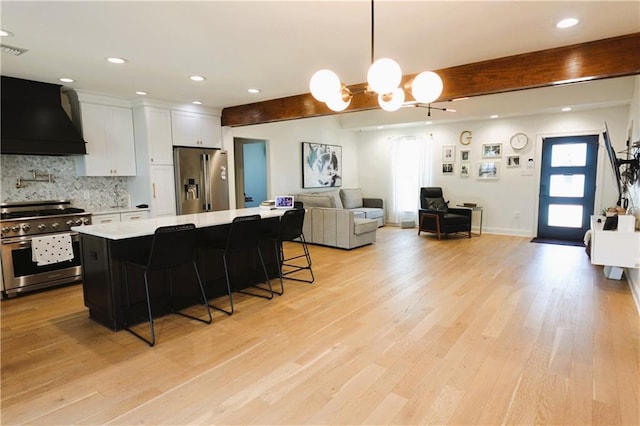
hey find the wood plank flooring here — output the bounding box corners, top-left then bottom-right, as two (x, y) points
(1, 228), (638, 425)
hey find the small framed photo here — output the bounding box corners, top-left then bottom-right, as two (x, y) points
(477, 161), (500, 180)
(460, 163), (470, 177)
(482, 143), (502, 158)
(442, 145), (456, 162)
(442, 163), (454, 175)
(460, 149), (470, 162)
(507, 155), (521, 168)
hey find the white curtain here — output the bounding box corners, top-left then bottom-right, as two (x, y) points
(390, 135), (432, 224)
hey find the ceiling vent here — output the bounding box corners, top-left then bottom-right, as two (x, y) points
(1, 44), (28, 56)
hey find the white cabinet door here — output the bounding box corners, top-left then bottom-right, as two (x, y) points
(120, 211), (150, 221)
(145, 107), (173, 164)
(150, 165), (176, 217)
(108, 106), (136, 176)
(77, 103), (136, 176)
(92, 213), (121, 224)
(200, 114), (222, 148)
(171, 110), (221, 148)
(78, 103), (110, 176)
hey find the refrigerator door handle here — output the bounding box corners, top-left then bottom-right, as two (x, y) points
(202, 153), (211, 211)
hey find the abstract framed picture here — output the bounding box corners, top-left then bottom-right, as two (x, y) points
(442, 145), (456, 162)
(482, 143), (502, 158)
(477, 161), (500, 180)
(302, 142), (342, 188)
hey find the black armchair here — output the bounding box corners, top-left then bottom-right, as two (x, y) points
(418, 187), (472, 239)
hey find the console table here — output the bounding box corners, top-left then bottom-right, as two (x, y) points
(589, 215), (640, 279)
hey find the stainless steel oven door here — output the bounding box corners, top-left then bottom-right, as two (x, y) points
(1, 232), (82, 296)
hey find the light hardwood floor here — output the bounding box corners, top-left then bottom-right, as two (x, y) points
(1, 228), (639, 425)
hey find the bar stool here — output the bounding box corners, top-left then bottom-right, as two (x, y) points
(267, 207), (314, 296)
(122, 223), (212, 346)
(202, 214), (274, 314)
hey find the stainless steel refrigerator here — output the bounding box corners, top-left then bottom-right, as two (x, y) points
(174, 147), (229, 214)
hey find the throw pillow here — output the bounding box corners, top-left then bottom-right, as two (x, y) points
(295, 194), (334, 208)
(321, 189), (343, 209)
(340, 188), (363, 209)
(426, 197), (448, 211)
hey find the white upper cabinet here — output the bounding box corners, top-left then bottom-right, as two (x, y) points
(171, 110), (222, 148)
(76, 102), (136, 176)
(133, 106), (173, 165)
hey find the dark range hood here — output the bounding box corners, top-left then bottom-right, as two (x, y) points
(1, 76), (86, 155)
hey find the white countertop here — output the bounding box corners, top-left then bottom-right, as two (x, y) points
(72, 207), (286, 240)
(91, 207), (150, 215)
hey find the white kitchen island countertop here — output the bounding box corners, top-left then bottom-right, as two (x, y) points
(72, 207), (286, 240)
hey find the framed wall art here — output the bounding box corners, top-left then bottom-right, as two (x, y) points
(442, 145), (456, 162)
(460, 163), (470, 177)
(442, 163), (454, 175)
(477, 161), (500, 180)
(460, 149), (470, 162)
(482, 143), (502, 158)
(507, 155), (521, 168)
(302, 142), (342, 188)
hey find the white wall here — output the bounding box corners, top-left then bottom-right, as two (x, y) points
(223, 115), (360, 208)
(356, 105), (630, 236)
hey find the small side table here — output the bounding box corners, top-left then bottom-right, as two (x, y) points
(457, 205), (483, 236)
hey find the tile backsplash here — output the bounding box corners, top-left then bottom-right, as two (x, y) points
(1, 154), (129, 211)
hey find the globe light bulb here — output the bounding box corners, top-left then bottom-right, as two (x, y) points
(310, 69), (341, 102)
(325, 89), (352, 112)
(378, 88), (405, 112)
(367, 58), (402, 94)
(411, 71), (443, 103)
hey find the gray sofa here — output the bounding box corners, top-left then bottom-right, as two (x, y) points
(293, 188), (384, 250)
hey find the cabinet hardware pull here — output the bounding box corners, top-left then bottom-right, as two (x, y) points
(152, 183), (156, 198)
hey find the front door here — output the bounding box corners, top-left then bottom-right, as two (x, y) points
(537, 134), (599, 241)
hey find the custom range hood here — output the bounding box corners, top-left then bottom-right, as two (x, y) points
(1, 76), (86, 155)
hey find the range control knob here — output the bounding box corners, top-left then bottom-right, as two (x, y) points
(1, 227), (10, 233)
(66, 220), (74, 226)
(21, 224), (31, 231)
(37, 223), (47, 231)
(80, 217), (90, 225)
(51, 222), (59, 230)
(11, 225), (20, 232)
(74, 219), (83, 225)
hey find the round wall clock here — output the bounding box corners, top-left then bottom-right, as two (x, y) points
(459, 130), (472, 145)
(510, 132), (529, 150)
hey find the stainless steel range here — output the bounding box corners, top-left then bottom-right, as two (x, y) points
(1, 200), (92, 297)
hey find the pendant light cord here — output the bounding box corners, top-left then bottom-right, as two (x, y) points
(370, 0), (374, 65)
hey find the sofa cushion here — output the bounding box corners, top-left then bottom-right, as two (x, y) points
(340, 188), (363, 209)
(319, 189), (343, 209)
(296, 194), (334, 208)
(351, 207), (384, 221)
(353, 218), (378, 235)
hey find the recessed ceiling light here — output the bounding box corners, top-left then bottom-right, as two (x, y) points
(377, 126), (384, 129)
(452, 97), (469, 102)
(490, 114), (499, 119)
(562, 107), (572, 112)
(557, 18), (579, 29)
(248, 88), (261, 94)
(425, 121), (433, 125)
(106, 57), (127, 64)
(136, 91), (148, 96)
(190, 75), (206, 82)
(59, 77), (74, 83)
(0, 29), (14, 37)
(192, 101), (203, 105)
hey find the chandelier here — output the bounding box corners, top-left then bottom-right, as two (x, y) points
(309, 0), (444, 112)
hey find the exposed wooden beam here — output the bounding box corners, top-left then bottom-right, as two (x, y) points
(222, 33), (640, 127)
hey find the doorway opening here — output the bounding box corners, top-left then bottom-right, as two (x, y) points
(535, 134), (599, 243)
(234, 138), (268, 208)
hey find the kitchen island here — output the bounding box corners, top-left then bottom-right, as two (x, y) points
(72, 208), (285, 331)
